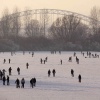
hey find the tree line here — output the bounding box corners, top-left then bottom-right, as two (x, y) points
(0, 7), (100, 51)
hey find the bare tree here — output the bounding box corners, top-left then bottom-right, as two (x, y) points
(24, 8), (32, 37)
(25, 19), (40, 37)
(0, 8), (11, 38)
(10, 7), (21, 37)
(49, 14), (81, 42)
(90, 6), (100, 34)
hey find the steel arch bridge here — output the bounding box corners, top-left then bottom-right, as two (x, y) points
(11, 8), (100, 24)
(1, 9), (100, 36)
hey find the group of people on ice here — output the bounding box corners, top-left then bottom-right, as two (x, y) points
(15, 77), (36, 88)
(2, 50), (98, 89)
(48, 69), (56, 77)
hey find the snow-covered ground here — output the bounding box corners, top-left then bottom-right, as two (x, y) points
(0, 51), (100, 100)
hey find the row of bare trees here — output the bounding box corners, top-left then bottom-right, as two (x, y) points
(0, 6), (100, 51)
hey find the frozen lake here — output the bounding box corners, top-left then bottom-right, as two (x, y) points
(0, 51), (100, 100)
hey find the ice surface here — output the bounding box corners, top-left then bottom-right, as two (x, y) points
(0, 51), (100, 100)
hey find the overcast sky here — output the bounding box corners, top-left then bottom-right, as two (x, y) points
(0, 0), (100, 16)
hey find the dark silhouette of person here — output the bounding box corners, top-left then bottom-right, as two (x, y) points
(71, 69), (74, 77)
(2, 69), (6, 76)
(8, 67), (12, 75)
(52, 69), (56, 77)
(82, 53), (84, 56)
(0, 70), (3, 80)
(3, 59), (6, 64)
(2, 76), (6, 85)
(32, 53), (34, 57)
(68, 57), (72, 62)
(40, 58), (43, 64)
(48, 69), (51, 77)
(26, 63), (29, 69)
(17, 67), (20, 75)
(15, 78), (20, 88)
(60, 60), (62, 65)
(45, 57), (48, 62)
(33, 77), (36, 86)
(44, 60), (46, 64)
(78, 74), (81, 83)
(76, 56), (79, 64)
(30, 78), (34, 88)
(73, 52), (76, 57)
(7, 75), (9, 85)
(21, 78), (25, 88)
(9, 59), (11, 64)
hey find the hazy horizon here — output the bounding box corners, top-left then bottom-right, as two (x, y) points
(0, 0), (100, 17)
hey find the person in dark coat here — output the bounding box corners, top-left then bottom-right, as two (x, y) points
(32, 53), (34, 57)
(8, 67), (12, 75)
(9, 59), (11, 64)
(45, 57), (48, 62)
(40, 58), (43, 64)
(68, 57), (72, 62)
(17, 67), (20, 75)
(26, 63), (29, 69)
(44, 60), (46, 64)
(0, 70), (3, 80)
(71, 69), (74, 77)
(52, 69), (56, 77)
(2, 76), (6, 85)
(78, 74), (81, 83)
(60, 60), (62, 65)
(3, 59), (6, 64)
(30, 78), (34, 88)
(76, 56), (79, 64)
(15, 78), (20, 88)
(7, 75), (9, 85)
(33, 77), (36, 86)
(21, 78), (25, 88)
(2, 69), (6, 76)
(48, 69), (51, 77)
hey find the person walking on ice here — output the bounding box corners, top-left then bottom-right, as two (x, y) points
(21, 78), (25, 88)
(2, 76), (6, 85)
(48, 69), (51, 77)
(78, 74), (81, 83)
(17, 67), (20, 75)
(33, 77), (36, 87)
(15, 78), (20, 88)
(71, 69), (74, 77)
(9, 59), (11, 64)
(26, 63), (29, 69)
(52, 69), (56, 77)
(7, 75), (9, 85)
(8, 67), (12, 75)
